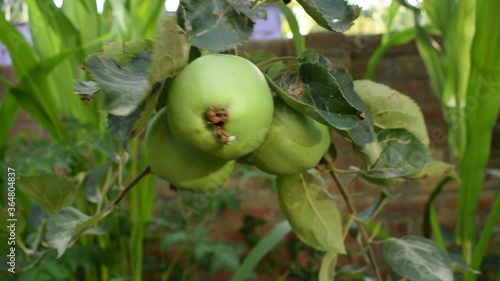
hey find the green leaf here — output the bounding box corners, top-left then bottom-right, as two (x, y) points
(45, 207), (109, 258)
(404, 161), (456, 180)
(230, 220), (291, 281)
(5, 49), (79, 142)
(414, 12), (445, 98)
(178, 0), (264, 52)
(422, 0), (455, 34)
(30, 0), (81, 51)
(100, 40), (154, 66)
(273, 62), (361, 130)
(18, 174), (78, 215)
(107, 81), (162, 149)
(332, 69), (380, 167)
(354, 80), (430, 146)
(296, 0), (360, 32)
(383, 236), (453, 281)
(148, 14), (190, 84)
(471, 195), (500, 276)
(83, 52), (151, 116)
(448, 253), (480, 274)
(277, 171), (346, 253)
(0, 17), (37, 77)
(46, 207), (90, 258)
(365, 128), (434, 179)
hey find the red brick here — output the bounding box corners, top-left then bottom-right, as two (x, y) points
(349, 58), (393, 80)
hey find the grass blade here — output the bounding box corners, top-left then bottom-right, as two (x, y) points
(230, 220), (292, 281)
(365, 27), (415, 79)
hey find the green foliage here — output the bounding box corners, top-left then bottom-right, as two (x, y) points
(178, 0), (265, 52)
(18, 174), (77, 215)
(383, 236), (453, 281)
(277, 171), (345, 254)
(366, 1), (500, 280)
(230, 220), (292, 281)
(295, 0), (360, 32)
(271, 60), (361, 130)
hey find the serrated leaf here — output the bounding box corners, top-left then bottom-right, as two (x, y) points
(46, 207), (90, 258)
(179, 0), (264, 52)
(45, 206), (111, 258)
(383, 236), (453, 281)
(83, 52), (151, 116)
(18, 174), (78, 215)
(365, 129), (434, 180)
(354, 80), (430, 146)
(299, 48), (332, 68)
(273, 62), (361, 130)
(296, 0), (360, 32)
(148, 15), (190, 84)
(277, 171), (345, 254)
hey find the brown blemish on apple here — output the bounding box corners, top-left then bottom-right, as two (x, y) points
(205, 105), (232, 144)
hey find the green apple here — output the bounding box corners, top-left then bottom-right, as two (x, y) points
(166, 54), (274, 160)
(244, 98), (331, 175)
(145, 107), (235, 193)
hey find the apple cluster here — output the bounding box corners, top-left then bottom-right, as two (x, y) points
(145, 54), (331, 193)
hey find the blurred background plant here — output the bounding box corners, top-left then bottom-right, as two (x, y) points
(365, 0), (500, 280)
(0, 0), (165, 280)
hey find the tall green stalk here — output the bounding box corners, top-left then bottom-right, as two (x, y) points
(459, 0), (500, 277)
(365, 1), (500, 279)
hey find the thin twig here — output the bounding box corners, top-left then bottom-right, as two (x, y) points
(112, 166), (152, 207)
(327, 161), (383, 281)
(256, 56), (298, 68)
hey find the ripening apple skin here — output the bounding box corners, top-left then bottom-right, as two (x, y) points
(166, 54), (274, 160)
(145, 107), (235, 193)
(244, 98), (331, 175)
